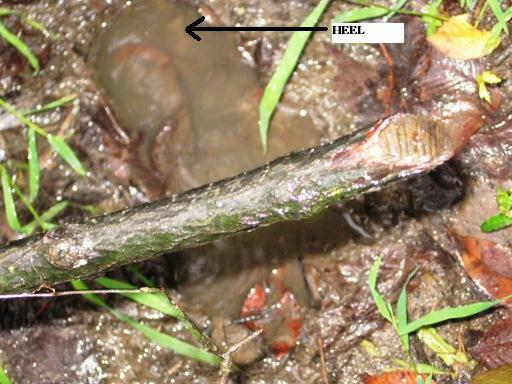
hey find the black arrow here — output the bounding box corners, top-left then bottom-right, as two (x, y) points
(185, 16), (328, 41)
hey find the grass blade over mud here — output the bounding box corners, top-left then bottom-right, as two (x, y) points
(23, 94), (77, 116)
(0, 20), (39, 73)
(258, 0), (331, 152)
(95, 277), (180, 317)
(72, 280), (221, 366)
(0, 166), (27, 234)
(27, 127), (39, 203)
(0, 97), (86, 176)
(96, 276), (219, 352)
(400, 298), (510, 335)
(47, 134), (86, 176)
(0, 363), (11, 384)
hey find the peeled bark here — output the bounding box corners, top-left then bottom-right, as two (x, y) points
(0, 113), (467, 293)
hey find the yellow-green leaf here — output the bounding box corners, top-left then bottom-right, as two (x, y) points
(368, 256), (393, 323)
(418, 327), (477, 369)
(476, 70), (502, 104)
(471, 364), (512, 384)
(427, 14), (500, 59)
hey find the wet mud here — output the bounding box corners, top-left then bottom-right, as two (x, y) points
(0, 0), (511, 383)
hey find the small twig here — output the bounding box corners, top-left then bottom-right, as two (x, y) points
(472, 0), (486, 27)
(0, 287), (159, 300)
(379, 43), (395, 116)
(217, 329), (263, 384)
(317, 334), (330, 384)
(225, 328), (263, 357)
(162, 288), (219, 354)
(167, 361), (183, 377)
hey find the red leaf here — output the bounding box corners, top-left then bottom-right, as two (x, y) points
(270, 291), (303, 357)
(363, 371), (436, 384)
(471, 317), (512, 368)
(240, 283), (266, 331)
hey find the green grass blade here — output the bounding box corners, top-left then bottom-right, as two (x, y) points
(23, 94), (77, 116)
(334, 6), (388, 22)
(71, 203), (99, 215)
(95, 277), (217, 352)
(7, 160), (28, 170)
(368, 256), (393, 323)
(10, 179), (48, 231)
(0, 20), (39, 73)
(119, 312), (220, 365)
(125, 265), (156, 287)
(396, 267), (419, 352)
(486, 0), (508, 35)
(39, 201), (69, 221)
(460, 0), (477, 9)
(0, 166), (27, 234)
(481, 214), (512, 232)
(423, 0), (444, 36)
(71, 280), (106, 306)
(161, 289), (218, 353)
(23, 200), (69, 234)
(72, 280), (221, 366)
(335, 0), (423, 23)
(47, 134), (86, 176)
(400, 298), (507, 335)
(0, 8), (15, 17)
(384, 0), (409, 20)
(258, 0), (331, 152)
(21, 15), (58, 40)
(95, 277), (180, 318)
(27, 127), (39, 203)
(0, 98), (47, 136)
(490, 7), (512, 46)
(0, 363), (11, 384)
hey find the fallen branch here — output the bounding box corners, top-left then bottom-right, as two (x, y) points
(0, 113), (463, 293)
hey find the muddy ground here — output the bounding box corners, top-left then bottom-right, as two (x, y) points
(0, 0), (511, 383)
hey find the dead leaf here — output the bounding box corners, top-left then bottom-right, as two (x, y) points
(363, 371), (436, 384)
(427, 15), (500, 60)
(240, 269), (304, 357)
(418, 327), (476, 369)
(471, 364), (512, 384)
(458, 235), (512, 302)
(471, 318), (512, 368)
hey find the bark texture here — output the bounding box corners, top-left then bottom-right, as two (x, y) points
(0, 114), (458, 293)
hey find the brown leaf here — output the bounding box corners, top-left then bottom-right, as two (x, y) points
(471, 318), (512, 368)
(362, 371), (436, 384)
(427, 14), (499, 60)
(471, 364), (512, 384)
(458, 235), (512, 302)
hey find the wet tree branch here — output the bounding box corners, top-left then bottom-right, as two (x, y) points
(0, 114), (459, 293)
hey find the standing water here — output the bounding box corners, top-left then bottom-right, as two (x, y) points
(92, 0), (322, 194)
